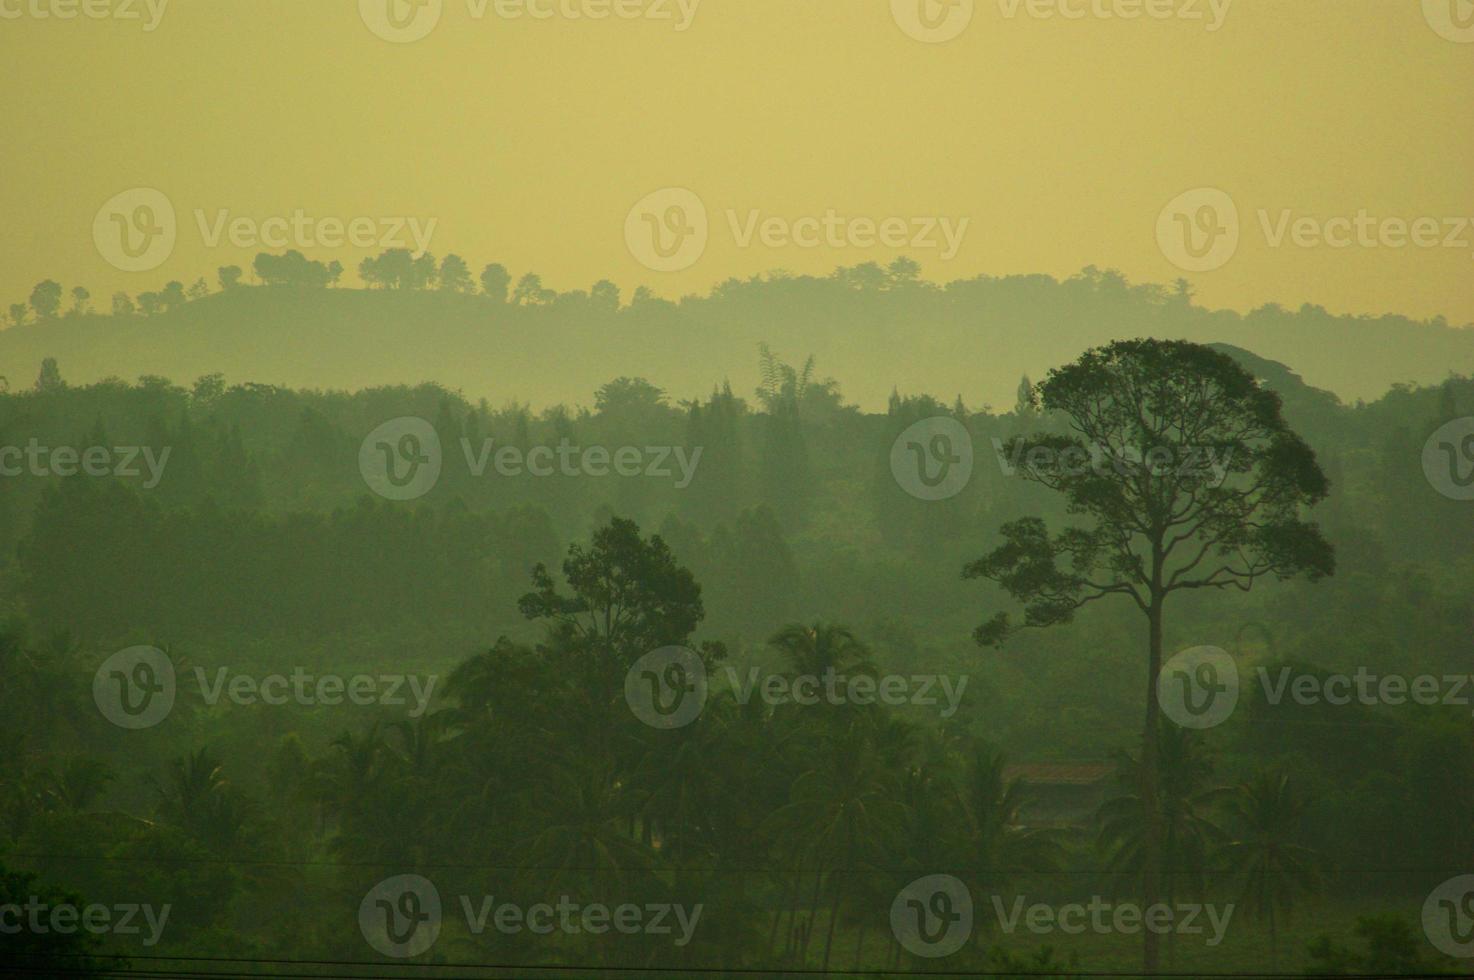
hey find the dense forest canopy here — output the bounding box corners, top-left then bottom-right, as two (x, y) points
(2, 288), (1472, 974)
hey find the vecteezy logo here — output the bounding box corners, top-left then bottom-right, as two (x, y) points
(624, 188), (708, 273)
(359, 417), (442, 501)
(1422, 417), (1474, 501)
(93, 646), (176, 730)
(359, 0), (443, 42)
(1424, 0), (1474, 42)
(359, 874), (442, 958)
(890, 417), (974, 501)
(891, 0), (975, 43)
(1158, 645), (1238, 729)
(1156, 188), (1239, 273)
(1424, 874), (1474, 958)
(625, 646), (708, 729)
(93, 188), (176, 273)
(890, 874), (973, 958)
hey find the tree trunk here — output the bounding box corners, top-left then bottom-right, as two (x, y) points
(1141, 591), (1166, 975)
(800, 869), (823, 961)
(769, 873), (795, 960)
(822, 833), (854, 974)
(822, 870), (842, 975)
(1269, 902), (1278, 973)
(1165, 868), (1176, 969)
(767, 906), (784, 958)
(801, 866), (825, 960)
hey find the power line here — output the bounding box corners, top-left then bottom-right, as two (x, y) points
(5, 956), (1468, 980)
(3, 853), (1459, 875)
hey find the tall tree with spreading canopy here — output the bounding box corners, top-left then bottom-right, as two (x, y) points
(965, 338), (1334, 973)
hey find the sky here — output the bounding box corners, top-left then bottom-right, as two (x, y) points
(3, 0), (1473, 324)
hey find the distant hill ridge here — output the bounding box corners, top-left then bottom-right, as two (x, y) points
(1, 267), (1468, 409)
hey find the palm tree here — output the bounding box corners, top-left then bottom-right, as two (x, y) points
(882, 730), (960, 970)
(44, 758), (114, 813)
(151, 747), (226, 827)
(956, 743), (1066, 897)
(318, 723), (390, 858)
(0, 733), (42, 840)
(515, 749), (658, 899)
(1098, 726), (1226, 967)
(323, 723), (386, 811)
(769, 622), (875, 681)
(763, 709), (909, 972)
(388, 713), (449, 777)
(1218, 769), (1321, 971)
(628, 700), (729, 865)
(9, 631), (93, 737)
(149, 747), (251, 850)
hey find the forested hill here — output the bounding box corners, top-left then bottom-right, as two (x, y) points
(1, 261), (1469, 409)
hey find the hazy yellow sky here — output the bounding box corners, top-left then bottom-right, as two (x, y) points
(3, 0), (1472, 323)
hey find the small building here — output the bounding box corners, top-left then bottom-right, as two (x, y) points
(1003, 762), (1117, 828)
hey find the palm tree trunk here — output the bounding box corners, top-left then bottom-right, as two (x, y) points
(821, 870), (843, 974)
(800, 869), (823, 962)
(1269, 902), (1278, 973)
(769, 873), (794, 960)
(1165, 872), (1176, 969)
(1141, 588), (1166, 975)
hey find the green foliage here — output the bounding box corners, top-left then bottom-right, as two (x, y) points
(1306, 914), (1442, 975)
(518, 516), (707, 667)
(0, 340), (1468, 973)
(970, 339), (1334, 646)
(358, 248), (436, 290)
(0, 860), (109, 975)
(28, 280), (62, 320)
(478, 262), (510, 302)
(253, 250), (337, 288)
(436, 253), (474, 293)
